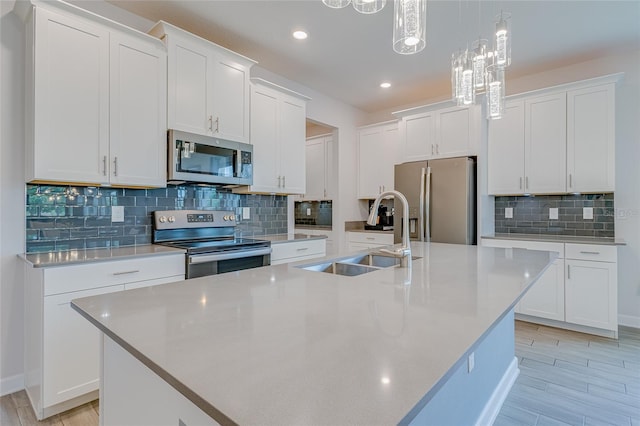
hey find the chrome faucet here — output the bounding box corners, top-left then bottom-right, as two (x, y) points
(367, 190), (412, 267)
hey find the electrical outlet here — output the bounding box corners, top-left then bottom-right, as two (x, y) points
(583, 207), (594, 220)
(549, 207), (559, 220)
(505, 207), (513, 219)
(306, 208), (311, 216)
(242, 207), (250, 220)
(111, 206), (124, 222)
(467, 352), (475, 373)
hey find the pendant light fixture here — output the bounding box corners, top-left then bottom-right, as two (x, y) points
(494, 11), (512, 67)
(392, 0), (427, 55)
(486, 63), (505, 119)
(471, 38), (488, 94)
(353, 0), (386, 14)
(322, 0), (351, 8)
(451, 50), (464, 105)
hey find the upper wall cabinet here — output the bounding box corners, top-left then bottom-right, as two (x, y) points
(488, 75), (619, 196)
(233, 79), (309, 195)
(22, 2), (167, 187)
(396, 104), (480, 163)
(300, 135), (334, 201)
(149, 21), (256, 144)
(357, 122), (399, 199)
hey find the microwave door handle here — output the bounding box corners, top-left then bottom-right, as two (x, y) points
(425, 166), (432, 243)
(189, 247), (272, 264)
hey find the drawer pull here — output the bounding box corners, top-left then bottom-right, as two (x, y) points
(296, 247), (309, 251)
(366, 237), (375, 240)
(567, 265), (571, 279)
(113, 270), (140, 276)
(579, 251), (600, 255)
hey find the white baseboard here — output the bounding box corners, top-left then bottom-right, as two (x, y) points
(619, 314), (640, 329)
(475, 357), (520, 426)
(0, 374), (24, 397)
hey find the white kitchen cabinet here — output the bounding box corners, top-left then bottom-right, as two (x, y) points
(24, 3), (167, 187)
(565, 244), (618, 333)
(235, 79), (309, 195)
(301, 135), (333, 200)
(24, 253), (184, 420)
(150, 21), (255, 143)
(346, 231), (394, 252)
(567, 83), (615, 193)
(402, 111), (436, 162)
(270, 239), (326, 265)
(357, 122), (398, 199)
(295, 228), (335, 255)
(487, 101), (525, 195)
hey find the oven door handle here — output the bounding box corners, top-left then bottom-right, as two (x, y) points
(189, 247), (272, 264)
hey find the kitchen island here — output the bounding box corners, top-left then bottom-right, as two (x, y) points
(71, 242), (555, 425)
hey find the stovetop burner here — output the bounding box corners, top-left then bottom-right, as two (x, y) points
(157, 237), (269, 254)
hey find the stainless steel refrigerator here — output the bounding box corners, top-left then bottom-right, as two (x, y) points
(394, 157), (476, 245)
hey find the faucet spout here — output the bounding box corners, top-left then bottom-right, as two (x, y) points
(367, 190), (411, 267)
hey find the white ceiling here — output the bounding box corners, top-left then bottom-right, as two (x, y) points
(104, 0), (640, 113)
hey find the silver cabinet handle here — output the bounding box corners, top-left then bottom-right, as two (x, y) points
(214, 117), (219, 133)
(296, 247), (309, 251)
(113, 157), (118, 176)
(519, 177), (523, 190)
(580, 251), (600, 255)
(436, 144), (439, 154)
(431, 144), (434, 155)
(277, 176), (281, 188)
(282, 175), (286, 188)
(324, 189), (327, 198)
(525, 176), (529, 190)
(113, 270), (140, 276)
(569, 173), (573, 188)
(103, 156), (107, 176)
(208, 115), (213, 132)
(567, 264), (571, 279)
(366, 237), (375, 240)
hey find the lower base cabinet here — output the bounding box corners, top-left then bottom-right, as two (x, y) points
(518, 257), (565, 321)
(346, 231), (394, 252)
(24, 253), (184, 420)
(270, 239), (326, 265)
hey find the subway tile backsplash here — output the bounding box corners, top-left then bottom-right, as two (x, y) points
(25, 184), (288, 253)
(294, 200), (332, 227)
(494, 194), (614, 238)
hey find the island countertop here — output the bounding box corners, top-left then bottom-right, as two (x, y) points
(71, 242), (554, 425)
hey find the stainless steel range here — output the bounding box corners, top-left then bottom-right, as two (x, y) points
(153, 210), (271, 279)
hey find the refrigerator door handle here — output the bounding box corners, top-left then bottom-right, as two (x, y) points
(419, 167), (426, 242)
(425, 166), (432, 242)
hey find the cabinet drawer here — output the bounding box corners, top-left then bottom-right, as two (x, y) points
(565, 243), (616, 262)
(482, 239), (564, 258)
(347, 232), (394, 245)
(44, 254), (185, 296)
(271, 239), (326, 262)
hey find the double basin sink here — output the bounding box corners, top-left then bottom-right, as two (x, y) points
(298, 253), (417, 277)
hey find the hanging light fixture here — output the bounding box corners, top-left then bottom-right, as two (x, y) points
(494, 11), (512, 68)
(393, 0), (427, 55)
(353, 0), (386, 14)
(460, 49), (475, 105)
(486, 62), (505, 119)
(322, 0), (351, 8)
(471, 38), (488, 94)
(451, 50), (464, 105)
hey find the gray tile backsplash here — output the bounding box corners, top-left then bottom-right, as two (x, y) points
(294, 200), (332, 226)
(494, 194), (614, 238)
(25, 184), (288, 253)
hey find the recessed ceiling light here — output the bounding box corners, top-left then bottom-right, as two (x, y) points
(293, 30), (308, 40)
(380, 82), (391, 89)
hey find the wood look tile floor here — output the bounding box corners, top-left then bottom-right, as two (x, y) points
(1, 321), (638, 426)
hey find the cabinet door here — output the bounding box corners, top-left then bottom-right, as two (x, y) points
(109, 34), (167, 187)
(32, 7), (109, 184)
(488, 101), (525, 195)
(166, 35), (211, 136)
(279, 97), (306, 194)
(43, 284), (124, 407)
(210, 54), (250, 143)
(437, 106), (473, 158)
(567, 84), (615, 193)
(248, 85), (279, 193)
(357, 127), (385, 199)
(403, 112), (435, 161)
(304, 137), (327, 200)
(525, 93), (567, 194)
(519, 258), (565, 321)
(565, 260), (617, 331)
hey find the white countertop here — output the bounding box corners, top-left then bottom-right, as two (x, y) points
(72, 242), (554, 425)
(20, 245), (186, 268)
(482, 233), (625, 246)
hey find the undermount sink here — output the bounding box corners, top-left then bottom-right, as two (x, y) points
(297, 253), (420, 277)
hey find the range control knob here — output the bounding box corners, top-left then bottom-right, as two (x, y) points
(223, 215), (230, 221)
(229, 214), (235, 221)
(158, 216), (167, 223)
(168, 216), (176, 223)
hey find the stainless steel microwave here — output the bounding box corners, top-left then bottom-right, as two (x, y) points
(167, 130), (253, 186)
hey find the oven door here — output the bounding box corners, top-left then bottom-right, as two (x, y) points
(187, 247), (271, 279)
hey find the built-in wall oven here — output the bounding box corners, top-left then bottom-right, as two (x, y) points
(153, 210), (270, 279)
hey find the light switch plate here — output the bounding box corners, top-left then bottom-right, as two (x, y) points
(111, 206), (124, 223)
(549, 208), (559, 220)
(242, 207), (250, 220)
(583, 207), (594, 220)
(505, 207), (513, 219)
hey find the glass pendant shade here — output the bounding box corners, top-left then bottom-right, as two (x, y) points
(494, 12), (512, 67)
(460, 50), (475, 105)
(393, 0), (427, 55)
(451, 51), (464, 105)
(322, 0), (352, 8)
(486, 64), (505, 119)
(353, 0), (386, 14)
(472, 39), (488, 94)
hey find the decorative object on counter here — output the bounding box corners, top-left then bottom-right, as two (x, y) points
(451, 4), (511, 120)
(494, 194), (614, 238)
(25, 184), (287, 253)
